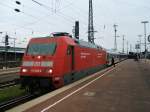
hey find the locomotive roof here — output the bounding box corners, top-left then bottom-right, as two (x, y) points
(30, 32), (104, 50)
(50, 32), (104, 49)
(75, 39), (103, 50)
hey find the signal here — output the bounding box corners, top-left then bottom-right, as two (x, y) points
(5, 35), (9, 46)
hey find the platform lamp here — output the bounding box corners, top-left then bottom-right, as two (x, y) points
(138, 35), (142, 58)
(141, 21), (149, 60)
(14, 1), (21, 12)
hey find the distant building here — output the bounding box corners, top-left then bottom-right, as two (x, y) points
(0, 46), (25, 61)
(0, 46), (25, 53)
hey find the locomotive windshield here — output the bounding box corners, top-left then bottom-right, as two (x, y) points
(27, 43), (57, 55)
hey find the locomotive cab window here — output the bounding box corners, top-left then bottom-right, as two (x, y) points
(67, 46), (72, 55)
(27, 42), (57, 55)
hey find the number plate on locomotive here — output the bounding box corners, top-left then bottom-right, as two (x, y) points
(31, 69), (42, 73)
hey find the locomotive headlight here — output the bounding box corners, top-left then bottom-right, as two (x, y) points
(22, 68), (28, 73)
(47, 68), (53, 74)
(37, 56), (41, 59)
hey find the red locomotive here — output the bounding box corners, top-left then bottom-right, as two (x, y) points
(20, 32), (108, 91)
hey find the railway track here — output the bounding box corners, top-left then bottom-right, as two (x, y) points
(0, 94), (35, 111)
(0, 59), (127, 111)
(0, 79), (20, 89)
(0, 68), (19, 89)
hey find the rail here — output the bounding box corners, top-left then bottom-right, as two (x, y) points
(0, 70), (20, 88)
(0, 79), (20, 89)
(0, 94), (34, 111)
(1, 59), (127, 111)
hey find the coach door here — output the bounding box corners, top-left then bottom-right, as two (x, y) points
(67, 46), (74, 72)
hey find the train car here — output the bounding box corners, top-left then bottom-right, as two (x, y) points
(20, 32), (107, 91)
(106, 50), (127, 66)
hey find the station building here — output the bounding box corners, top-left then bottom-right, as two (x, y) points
(0, 46), (25, 68)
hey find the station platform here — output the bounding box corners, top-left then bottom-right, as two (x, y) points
(0, 67), (19, 75)
(8, 59), (150, 112)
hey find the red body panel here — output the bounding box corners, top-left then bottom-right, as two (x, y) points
(74, 46), (107, 71)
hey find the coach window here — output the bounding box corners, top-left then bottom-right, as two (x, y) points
(67, 46), (72, 55)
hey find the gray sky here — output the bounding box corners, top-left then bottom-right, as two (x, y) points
(0, 0), (150, 52)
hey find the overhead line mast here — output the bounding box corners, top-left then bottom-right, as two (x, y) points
(113, 24), (118, 51)
(88, 0), (95, 43)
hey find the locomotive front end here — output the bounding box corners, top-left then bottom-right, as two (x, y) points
(20, 38), (57, 91)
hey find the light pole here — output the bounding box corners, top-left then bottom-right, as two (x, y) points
(9, 37), (16, 61)
(5, 34), (9, 69)
(127, 41), (129, 54)
(138, 35), (142, 58)
(122, 35), (125, 53)
(141, 21), (149, 59)
(114, 24), (118, 51)
(130, 44), (132, 52)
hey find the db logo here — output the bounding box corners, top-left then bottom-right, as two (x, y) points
(34, 62), (41, 66)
